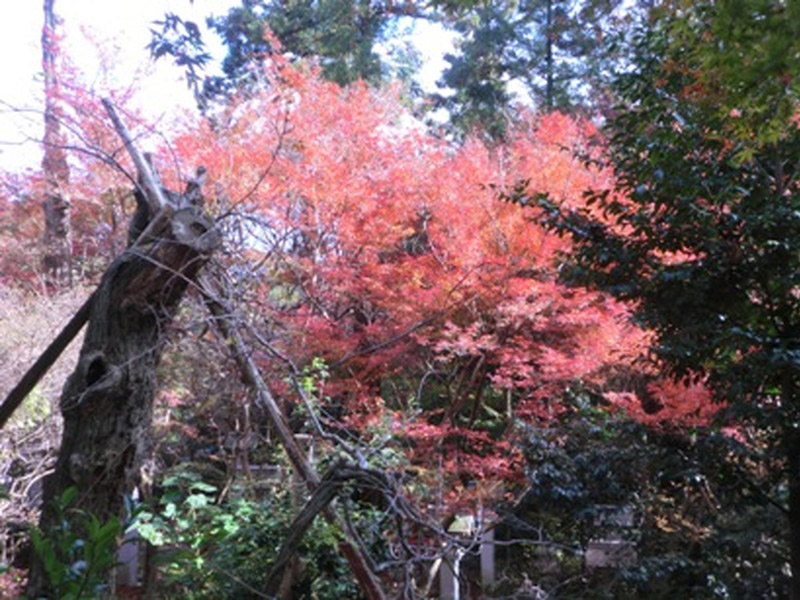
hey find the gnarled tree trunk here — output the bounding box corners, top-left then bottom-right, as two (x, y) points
(26, 149), (218, 596)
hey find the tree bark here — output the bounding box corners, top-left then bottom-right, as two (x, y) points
(263, 462), (396, 598)
(785, 376), (800, 600)
(544, 0), (554, 110)
(264, 462), (345, 596)
(41, 0), (71, 288)
(26, 176), (218, 598)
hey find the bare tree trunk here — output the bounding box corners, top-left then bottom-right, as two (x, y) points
(785, 376), (800, 600)
(544, 0), (554, 110)
(26, 155), (218, 597)
(41, 0), (71, 288)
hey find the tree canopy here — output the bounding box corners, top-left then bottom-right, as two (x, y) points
(525, 2), (800, 595)
(1, 1), (797, 598)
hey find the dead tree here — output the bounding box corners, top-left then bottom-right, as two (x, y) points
(26, 102), (219, 598)
(7, 95), (393, 598)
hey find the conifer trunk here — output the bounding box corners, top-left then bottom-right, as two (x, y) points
(544, 0), (554, 110)
(41, 0), (71, 288)
(785, 377), (800, 600)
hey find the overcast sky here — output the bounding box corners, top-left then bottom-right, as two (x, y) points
(0, 1), (454, 173)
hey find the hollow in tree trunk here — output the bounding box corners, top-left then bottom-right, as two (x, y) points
(26, 174), (218, 597)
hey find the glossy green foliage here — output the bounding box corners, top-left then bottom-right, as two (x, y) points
(499, 403), (788, 598)
(30, 487), (122, 600)
(671, 0), (800, 148)
(534, 14), (800, 413)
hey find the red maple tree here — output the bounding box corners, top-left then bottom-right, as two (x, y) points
(167, 59), (671, 510)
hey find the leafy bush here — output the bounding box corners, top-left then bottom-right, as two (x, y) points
(498, 401), (790, 599)
(30, 487), (122, 600)
(138, 466), (363, 599)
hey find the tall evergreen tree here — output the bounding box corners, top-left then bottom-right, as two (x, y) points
(209, 0), (388, 88)
(527, 3), (800, 595)
(149, 0), (430, 108)
(439, 0), (629, 138)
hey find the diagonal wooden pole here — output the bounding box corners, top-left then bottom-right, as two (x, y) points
(199, 274), (386, 600)
(0, 293), (93, 429)
(1, 99), (173, 430)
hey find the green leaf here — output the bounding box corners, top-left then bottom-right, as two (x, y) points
(59, 486), (79, 508)
(185, 493), (209, 510)
(188, 481), (217, 494)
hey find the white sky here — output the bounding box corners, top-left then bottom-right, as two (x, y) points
(0, 1), (456, 173)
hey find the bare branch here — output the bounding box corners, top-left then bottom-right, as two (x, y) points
(101, 98), (170, 212)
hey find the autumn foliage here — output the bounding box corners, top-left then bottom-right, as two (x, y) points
(152, 55), (720, 509)
(0, 46), (720, 513)
(0, 39), (159, 290)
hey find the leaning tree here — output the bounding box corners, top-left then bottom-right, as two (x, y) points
(19, 101), (220, 597)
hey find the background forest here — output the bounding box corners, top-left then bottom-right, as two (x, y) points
(1, 0), (798, 598)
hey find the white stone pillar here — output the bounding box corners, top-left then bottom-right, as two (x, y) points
(116, 528), (140, 587)
(480, 527), (496, 589)
(440, 547), (465, 600)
